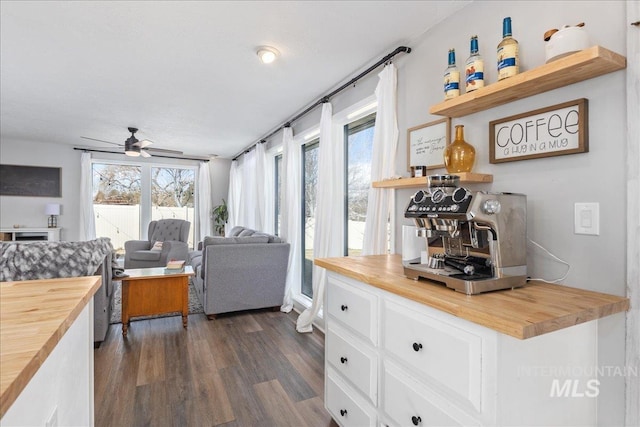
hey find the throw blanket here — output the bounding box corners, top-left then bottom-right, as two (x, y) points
(0, 237), (113, 282)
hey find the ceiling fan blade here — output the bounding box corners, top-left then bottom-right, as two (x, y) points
(140, 150), (152, 158)
(80, 136), (123, 146)
(146, 147), (183, 155)
(134, 139), (153, 148)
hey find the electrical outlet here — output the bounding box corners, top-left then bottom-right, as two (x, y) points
(45, 406), (58, 427)
(574, 203), (599, 235)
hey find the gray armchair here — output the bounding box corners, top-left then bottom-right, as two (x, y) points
(124, 219), (191, 269)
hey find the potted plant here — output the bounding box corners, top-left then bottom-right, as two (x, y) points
(211, 199), (228, 236)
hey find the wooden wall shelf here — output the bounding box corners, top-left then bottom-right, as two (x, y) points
(429, 45), (626, 118)
(372, 172), (493, 189)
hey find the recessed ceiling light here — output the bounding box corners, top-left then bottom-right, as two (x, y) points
(257, 46), (280, 64)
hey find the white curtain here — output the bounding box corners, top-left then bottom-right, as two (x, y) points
(227, 160), (242, 235)
(239, 150), (257, 228)
(198, 161), (212, 241)
(263, 148), (276, 235)
(79, 152), (96, 241)
(362, 64), (399, 255)
(280, 127), (300, 312)
(254, 142), (267, 231)
(297, 102), (341, 333)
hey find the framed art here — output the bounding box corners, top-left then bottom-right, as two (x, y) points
(0, 164), (62, 197)
(489, 98), (589, 163)
(407, 118), (451, 171)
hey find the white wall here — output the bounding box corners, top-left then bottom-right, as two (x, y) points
(0, 140), (82, 240)
(0, 1), (631, 422)
(264, 2), (629, 424)
(0, 140), (231, 242)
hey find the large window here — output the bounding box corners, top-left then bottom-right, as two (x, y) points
(301, 140), (319, 299)
(92, 162), (197, 259)
(92, 163), (142, 257)
(151, 167), (195, 246)
(345, 113), (376, 256)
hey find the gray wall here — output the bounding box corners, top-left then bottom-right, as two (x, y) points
(265, 1), (629, 423)
(0, 139), (231, 242)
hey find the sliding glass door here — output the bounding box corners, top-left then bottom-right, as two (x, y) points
(301, 140), (319, 299)
(92, 163), (142, 258)
(92, 162), (197, 258)
(151, 167), (195, 247)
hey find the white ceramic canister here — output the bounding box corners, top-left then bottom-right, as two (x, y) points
(545, 24), (590, 63)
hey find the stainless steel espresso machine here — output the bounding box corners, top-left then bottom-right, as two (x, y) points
(403, 175), (527, 295)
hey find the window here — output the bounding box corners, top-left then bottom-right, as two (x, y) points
(92, 163), (142, 258)
(151, 167), (195, 247)
(344, 113), (376, 256)
(92, 161), (197, 258)
(274, 154), (283, 236)
(301, 139), (319, 299)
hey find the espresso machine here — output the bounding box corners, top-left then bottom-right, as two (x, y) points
(403, 175), (527, 295)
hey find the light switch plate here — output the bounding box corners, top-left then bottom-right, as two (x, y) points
(574, 202), (599, 235)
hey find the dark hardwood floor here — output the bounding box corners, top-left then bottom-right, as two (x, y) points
(94, 310), (338, 427)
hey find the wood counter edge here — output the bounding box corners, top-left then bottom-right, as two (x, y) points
(315, 256), (630, 340)
(0, 276), (101, 418)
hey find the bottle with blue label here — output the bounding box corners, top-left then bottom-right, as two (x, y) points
(497, 17), (519, 80)
(444, 49), (460, 100)
(465, 36), (484, 92)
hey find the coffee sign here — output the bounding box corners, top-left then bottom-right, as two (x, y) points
(489, 99), (588, 163)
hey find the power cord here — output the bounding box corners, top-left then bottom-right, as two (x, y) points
(526, 239), (571, 284)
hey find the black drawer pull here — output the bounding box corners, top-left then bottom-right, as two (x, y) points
(412, 342), (423, 352)
(340, 356), (348, 364)
(341, 304), (348, 311)
(412, 415), (422, 425)
(340, 409), (348, 417)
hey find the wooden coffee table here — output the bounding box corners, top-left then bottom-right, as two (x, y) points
(121, 266), (194, 337)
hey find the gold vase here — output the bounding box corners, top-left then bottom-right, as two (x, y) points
(444, 125), (475, 173)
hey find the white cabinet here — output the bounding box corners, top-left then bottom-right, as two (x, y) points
(0, 227), (61, 242)
(383, 361), (480, 427)
(383, 300), (483, 412)
(324, 271), (599, 427)
(326, 324), (377, 403)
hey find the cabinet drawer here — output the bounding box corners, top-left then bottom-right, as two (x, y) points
(327, 324), (377, 404)
(383, 300), (482, 411)
(327, 369), (377, 427)
(383, 362), (479, 427)
(327, 276), (378, 345)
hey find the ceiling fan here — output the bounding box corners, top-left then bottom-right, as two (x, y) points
(81, 127), (182, 158)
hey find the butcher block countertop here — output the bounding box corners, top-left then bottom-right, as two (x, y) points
(0, 276), (100, 418)
(315, 255), (629, 340)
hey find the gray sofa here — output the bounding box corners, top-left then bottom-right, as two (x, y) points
(189, 226), (290, 318)
(0, 238), (114, 346)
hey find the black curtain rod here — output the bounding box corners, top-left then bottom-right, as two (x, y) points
(232, 45), (411, 160)
(73, 147), (210, 162)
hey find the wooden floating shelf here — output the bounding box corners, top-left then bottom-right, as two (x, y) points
(372, 172), (493, 188)
(429, 45), (626, 118)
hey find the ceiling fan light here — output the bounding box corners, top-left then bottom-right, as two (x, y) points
(124, 140), (141, 156)
(257, 46), (279, 64)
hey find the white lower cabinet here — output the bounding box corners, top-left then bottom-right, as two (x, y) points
(324, 271), (598, 427)
(382, 361), (480, 427)
(326, 368), (377, 427)
(383, 300), (483, 412)
(327, 323), (377, 403)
